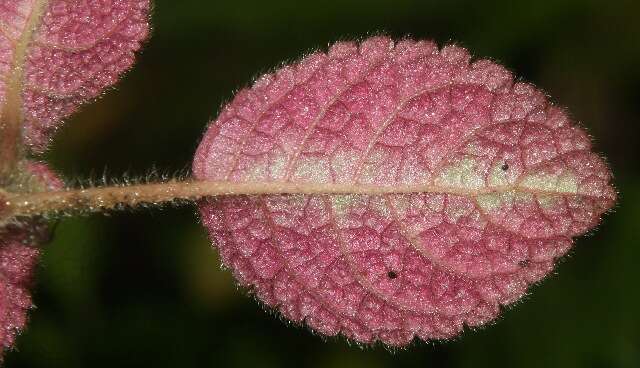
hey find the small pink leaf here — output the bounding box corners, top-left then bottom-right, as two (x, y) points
(0, 162), (61, 359)
(0, 226), (42, 357)
(0, 0), (150, 152)
(194, 37), (616, 345)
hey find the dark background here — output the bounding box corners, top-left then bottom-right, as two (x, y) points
(6, 0), (640, 367)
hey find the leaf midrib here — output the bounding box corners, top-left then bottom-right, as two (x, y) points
(0, 0), (49, 172)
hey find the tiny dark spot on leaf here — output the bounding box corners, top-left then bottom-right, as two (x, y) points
(501, 162), (509, 171)
(518, 260), (530, 268)
(387, 271), (398, 279)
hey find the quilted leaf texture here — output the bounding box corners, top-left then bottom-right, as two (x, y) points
(194, 37), (616, 345)
(0, 162), (61, 360)
(0, 0), (150, 152)
(0, 226), (41, 359)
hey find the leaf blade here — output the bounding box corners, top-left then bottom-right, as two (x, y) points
(0, 161), (62, 360)
(0, 0), (150, 155)
(194, 36), (616, 345)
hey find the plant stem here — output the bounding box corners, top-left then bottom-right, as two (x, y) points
(0, 180), (360, 221)
(0, 178), (513, 221)
(0, 180), (395, 220)
(1, 176), (576, 224)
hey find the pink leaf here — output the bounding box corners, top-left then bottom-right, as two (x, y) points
(0, 226), (42, 356)
(0, 162), (61, 360)
(0, 0), (150, 152)
(193, 37), (616, 345)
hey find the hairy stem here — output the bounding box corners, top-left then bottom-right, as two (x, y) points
(1, 179), (443, 220)
(0, 176), (578, 223)
(2, 179), (452, 221)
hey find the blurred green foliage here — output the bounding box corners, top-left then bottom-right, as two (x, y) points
(5, 0), (640, 367)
